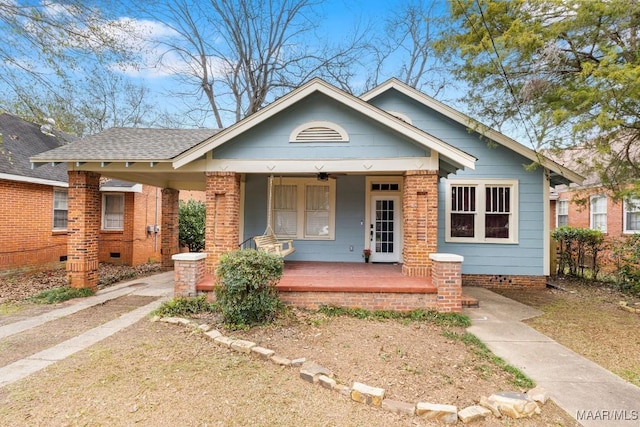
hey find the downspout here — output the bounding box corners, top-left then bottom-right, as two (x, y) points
(154, 187), (159, 252)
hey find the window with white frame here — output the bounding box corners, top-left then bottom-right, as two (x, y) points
(272, 178), (335, 239)
(53, 189), (68, 230)
(590, 195), (607, 232)
(446, 179), (518, 243)
(624, 197), (640, 233)
(102, 194), (124, 230)
(557, 199), (568, 227)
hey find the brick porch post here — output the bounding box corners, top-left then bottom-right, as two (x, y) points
(205, 172), (241, 274)
(430, 253), (463, 313)
(402, 170), (438, 276)
(67, 171), (101, 290)
(161, 188), (180, 269)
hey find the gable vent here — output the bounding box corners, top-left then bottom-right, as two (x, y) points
(290, 121), (348, 143)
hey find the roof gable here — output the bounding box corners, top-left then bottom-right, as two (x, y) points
(361, 79), (584, 186)
(211, 91), (430, 161)
(172, 78), (476, 171)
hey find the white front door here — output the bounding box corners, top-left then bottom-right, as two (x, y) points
(370, 195), (400, 263)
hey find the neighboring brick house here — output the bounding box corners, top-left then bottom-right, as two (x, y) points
(551, 149), (638, 237)
(0, 113), (162, 274)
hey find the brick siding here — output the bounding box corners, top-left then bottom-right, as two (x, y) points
(0, 180), (67, 273)
(463, 274), (547, 289)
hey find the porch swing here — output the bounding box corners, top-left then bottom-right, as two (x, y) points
(253, 175), (296, 257)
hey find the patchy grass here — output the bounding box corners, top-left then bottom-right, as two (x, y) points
(317, 305), (471, 327)
(29, 286), (94, 304)
(442, 330), (535, 389)
(496, 277), (640, 387)
(152, 296), (217, 317)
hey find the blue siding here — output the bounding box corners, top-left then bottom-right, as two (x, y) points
(370, 89), (546, 276)
(243, 174), (366, 262)
(213, 92), (430, 160)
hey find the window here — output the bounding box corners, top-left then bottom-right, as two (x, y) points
(53, 189), (68, 230)
(590, 195), (607, 232)
(371, 183), (400, 191)
(445, 179), (518, 243)
(556, 199), (568, 227)
(624, 197), (640, 233)
(102, 194), (124, 230)
(272, 178), (335, 239)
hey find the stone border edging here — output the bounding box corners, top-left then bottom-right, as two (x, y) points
(152, 315), (550, 424)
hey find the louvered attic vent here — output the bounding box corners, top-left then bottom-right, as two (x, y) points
(289, 121), (348, 142)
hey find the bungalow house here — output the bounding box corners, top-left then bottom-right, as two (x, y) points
(30, 79), (582, 310)
(0, 113), (163, 275)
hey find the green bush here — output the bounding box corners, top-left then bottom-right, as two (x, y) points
(611, 234), (640, 294)
(179, 199), (205, 252)
(552, 226), (604, 277)
(215, 250), (283, 329)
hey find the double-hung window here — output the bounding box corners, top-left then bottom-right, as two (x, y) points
(624, 197), (640, 233)
(446, 179), (518, 243)
(272, 178), (335, 239)
(53, 189), (68, 230)
(556, 199), (568, 227)
(102, 194), (124, 230)
(590, 195), (607, 232)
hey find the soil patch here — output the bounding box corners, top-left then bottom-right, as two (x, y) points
(0, 263), (163, 304)
(0, 295), (157, 367)
(494, 277), (640, 387)
(0, 318), (577, 426)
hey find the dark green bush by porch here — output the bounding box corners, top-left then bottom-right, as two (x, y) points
(179, 199), (205, 252)
(215, 250), (284, 328)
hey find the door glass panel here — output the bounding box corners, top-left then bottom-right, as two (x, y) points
(375, 199), (394, 253)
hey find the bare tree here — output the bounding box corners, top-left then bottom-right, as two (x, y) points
(8, 67), (162, 136)
(140, 0), (370, 127)
(363, 0), (451, 96)
(0, 1), (164, 134)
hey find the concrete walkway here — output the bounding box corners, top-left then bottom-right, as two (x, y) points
(464, 287), (640, 427)
(0, 272), (173, 388)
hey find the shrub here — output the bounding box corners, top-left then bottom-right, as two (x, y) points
(215, 250), (284, 329)
(611, 234), (640, 294)
(179, 199), (205, 252)
(552, 226), (604, 277)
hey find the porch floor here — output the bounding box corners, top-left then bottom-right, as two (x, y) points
(276, 261), (436, 293)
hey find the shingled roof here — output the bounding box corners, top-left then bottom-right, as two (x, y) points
(30, 127), (220, 162)
(0, 113), (72, 183)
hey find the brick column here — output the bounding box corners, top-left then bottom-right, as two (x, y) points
(172, 253), (207, 297)
(205, 172), (240, 273)
(402, 170), (438, 276)
(430, 253), (463, 313)
(67, 171), (101, 290)
(161, 188), (180, 269)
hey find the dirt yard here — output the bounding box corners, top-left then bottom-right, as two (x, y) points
(0, 266), (599, 426)
(494, 276), (640, 388)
